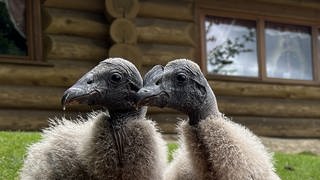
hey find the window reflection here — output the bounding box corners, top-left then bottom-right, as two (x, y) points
(265, 22), (313, 80)
(0, 0), (27, 56)
(205, 16), (258, 77)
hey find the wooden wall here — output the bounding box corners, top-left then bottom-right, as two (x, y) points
(0, 0), (108, 130)
(1, 0), (319, 138)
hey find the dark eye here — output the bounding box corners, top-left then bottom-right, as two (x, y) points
(87, 79), (93, 84)
(155, 78), (162, 85)
(110, 73), (122, 83)
(176, 73), (187, 82)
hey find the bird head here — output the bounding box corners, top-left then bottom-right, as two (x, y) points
(62, 58), (142, 112)
(138, 59), (219, 125)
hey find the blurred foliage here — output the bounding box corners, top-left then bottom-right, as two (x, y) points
(0, 2), (26, 56)
(206, 22), (255, 74)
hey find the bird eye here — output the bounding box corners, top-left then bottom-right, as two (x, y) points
(110, 73), (122, 83)
(87, 79), (93, 84)
(176, 73), (187, 82)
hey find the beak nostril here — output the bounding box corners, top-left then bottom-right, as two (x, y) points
(143, 89), (149, 93)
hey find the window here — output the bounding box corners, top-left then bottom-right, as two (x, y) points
(205, 16), (258, 77)
(0, 0), (42, 64)
(265, 22), (313, 80)
(201, 11), (320, 84)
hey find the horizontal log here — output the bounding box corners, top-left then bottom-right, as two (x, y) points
(149, 96), (320, 118)
(211, 81), (320, 100)
(43, 0), (105, 13)
(218, 96), (320, 118)
(109, 44), (142, 68)
(0, 109), (86, 131)
(4, 84), (320, 118)
(45, 35), (108, 60)
(105, 0), (139, 18)
(139, 44), (196, 65)
(148, 113), (320, 137)
(198, 0), (320, 22)
(110, 18), (137, 44)
(0, 85), (63, 110)
(0, 60), (96, 87)
(256, 0), (320, 11)
(0, 85), (92, 111)
(136, 18), (195, 46)
(43, 8), (108, 39)
(233, 116), (320, 138)
(138, 0), (193, 21)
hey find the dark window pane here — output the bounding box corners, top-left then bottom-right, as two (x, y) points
(0, 0), (27, 56)
(205, 16), (258, 77)
(265, 22), (313, 80)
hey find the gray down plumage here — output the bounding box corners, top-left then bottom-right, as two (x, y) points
(138, 59), (280, 180)
(20, 58), (167, 180)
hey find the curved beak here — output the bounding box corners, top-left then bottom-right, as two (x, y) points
(61, 72), (101, 110)
(137, 86), (163, 106)
(137, 65), (168, 107)
(61, 87), (99, 108)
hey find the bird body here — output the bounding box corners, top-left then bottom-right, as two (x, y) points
(168, 115), (279, 180)
(138, 59), (280, 180)
(20, 58), (167, 180)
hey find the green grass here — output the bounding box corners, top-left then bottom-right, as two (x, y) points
(1, 132), (320, 180)
(274, 152), (320, 180)
(0, 131), (41, 180)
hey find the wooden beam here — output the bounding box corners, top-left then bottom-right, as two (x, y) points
(109, 44), (142, 68)
(136, 18), (195, 46)
(211, 81), (320, 100)
(43, 0), (105, 13)
(110, 18), (137, 44)
(198, 0), (320, 23)
(105, 0), (140, 18)
(149, 93), (320, 118)
(138, 0), (194, 21)
(218, 96), (320, 118)
(233, 116), (320, 138)
(139, 44), (196, 65)
(0, 85), (91, 111)
(0, 60), (95, 87)
(0, 85), (63, 110)
(45, 35), (108, 60)
(255, 0), (320, 11)
(43, 8), (108, 39)
(0, 109), (85, 131)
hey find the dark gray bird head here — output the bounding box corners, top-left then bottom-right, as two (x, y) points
(62, 58), (143, 112)
(138, 59), (220, 125)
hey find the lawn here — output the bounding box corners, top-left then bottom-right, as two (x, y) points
(1, 131), (320, 180)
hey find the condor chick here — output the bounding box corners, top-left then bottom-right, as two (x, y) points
(20, 58), (167, 180)
(138, 59), (280, 180)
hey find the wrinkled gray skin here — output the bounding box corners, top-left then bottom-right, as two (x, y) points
(62, 58), (142, 117)
(138, 60), (219, 125)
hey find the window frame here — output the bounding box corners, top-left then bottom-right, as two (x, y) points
(0, 0), (45, 65)
(199, 8), (320, 85)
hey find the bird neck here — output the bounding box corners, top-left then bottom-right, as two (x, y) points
(188, 85), (220, 126)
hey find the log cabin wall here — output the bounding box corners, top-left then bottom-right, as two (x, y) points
(197, 0), (320, 138)
(0, 0), (319, 138)
(134, 0), (320, 138)
(0, 0), (108, 130)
